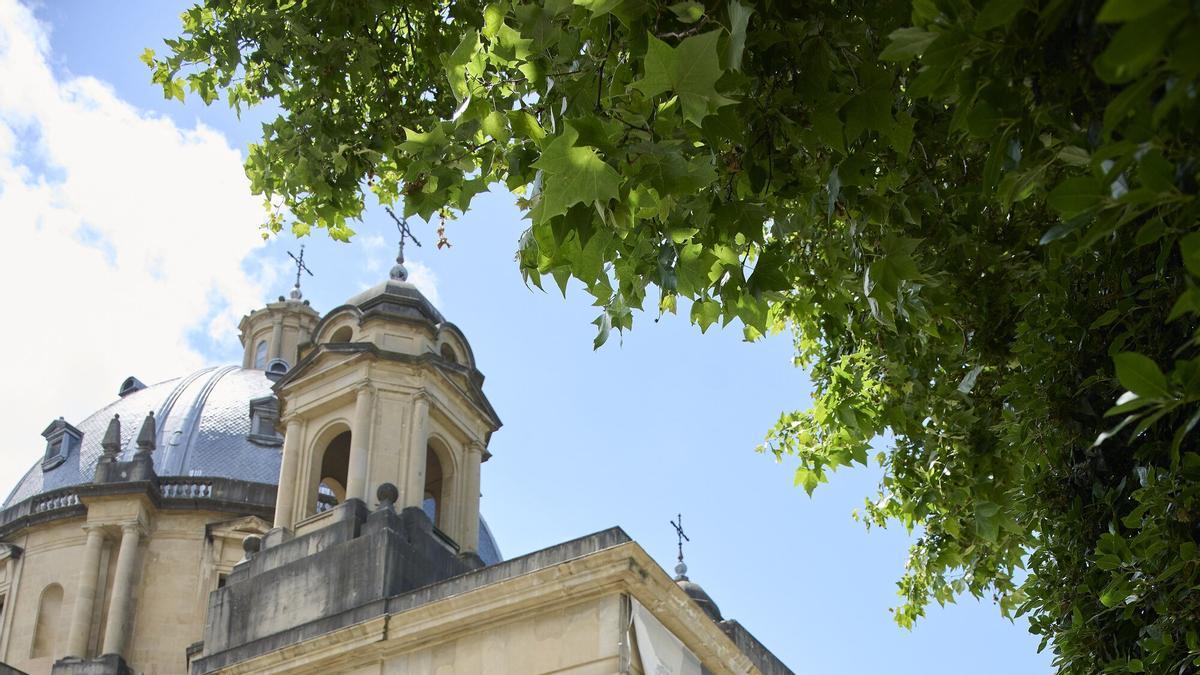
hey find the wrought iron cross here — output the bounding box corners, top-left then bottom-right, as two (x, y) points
(384, 206), (422, 264)
(288, 244), (313, 292)
(670, 513), (690, 565)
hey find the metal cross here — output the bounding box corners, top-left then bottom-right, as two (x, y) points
(287, 244), (314, 292)
(384, 206), (422, 264)
(670, 513), (690, 565)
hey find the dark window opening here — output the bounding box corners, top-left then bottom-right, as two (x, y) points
(316, 431), (351, 513)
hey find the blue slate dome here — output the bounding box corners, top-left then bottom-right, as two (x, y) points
(2, 366), (503, 564)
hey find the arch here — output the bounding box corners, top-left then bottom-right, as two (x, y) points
(329, 325), (353, 344)
(439, 343), (459, 364)
(31, 583), (63, 659)
(435, 324), (477, 369)
(313, 427), (351, 514)
(423, 436), (457, 532)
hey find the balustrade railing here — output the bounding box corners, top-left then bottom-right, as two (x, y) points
(0, 476), (277, 536)
(160, 477), (214, 499)
(32, 488), (79, 513)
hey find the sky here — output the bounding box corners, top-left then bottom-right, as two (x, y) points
(0, 1), (1052, 672)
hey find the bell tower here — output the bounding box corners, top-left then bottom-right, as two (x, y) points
(238, 246), (320, 375)
(269, 259), (500, 560)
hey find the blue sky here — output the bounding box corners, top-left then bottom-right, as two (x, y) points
(0, 1), (1052, 671)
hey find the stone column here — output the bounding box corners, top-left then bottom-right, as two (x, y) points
(461, 442), (483, 554)
(345, 385), (375, 503)
(64, 525), (105, 658)
(273, 418), (303, 528)
(269, 316), (284, 362)
(402, 392), (430, 509)
(101, 523), (143, 656)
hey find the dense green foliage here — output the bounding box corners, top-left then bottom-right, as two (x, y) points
(149, 0), (1200, 670)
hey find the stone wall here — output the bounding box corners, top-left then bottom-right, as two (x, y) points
(380, 594), (623, 675)
(0, 509), (265, 675)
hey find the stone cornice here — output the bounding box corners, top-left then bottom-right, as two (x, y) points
(200, 536), (762, 675)
(0, 478), (277, 539)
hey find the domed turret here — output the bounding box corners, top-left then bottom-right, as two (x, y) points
(670, 514), (722, 622)
(269, 254), (500, 565)
(674, 560), (723, 622)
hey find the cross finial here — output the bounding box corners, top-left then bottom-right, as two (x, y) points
(670, 513), (690, 580)
(384, 206), (422, 281)
(287, 244), (313, 300)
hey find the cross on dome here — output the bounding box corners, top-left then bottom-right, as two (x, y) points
(670, 513), (690, 580)
(384, 206), (421, 282)
(287, 244), (313, 300)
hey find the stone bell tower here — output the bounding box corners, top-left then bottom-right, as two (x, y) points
(269, 255), (500, 561)
(237, 249), (321, 376)
(194, 255), (503, 669)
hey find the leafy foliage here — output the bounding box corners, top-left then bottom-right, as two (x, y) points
(149, 0), (1200, 670)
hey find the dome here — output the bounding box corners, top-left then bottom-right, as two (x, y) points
(677, 578), (723, 622)
(344, 277), (444, 325)
(2, 365), (503, 564)
(4, 366), (280, 506)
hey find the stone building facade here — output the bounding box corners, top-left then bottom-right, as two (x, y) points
(0, 262), (792, 675)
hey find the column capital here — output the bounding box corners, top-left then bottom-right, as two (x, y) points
(412, 389), (431, 405)
(118, 520), (147, 538)
(467, 440), (485, 457)
(355, 382), (376, 396)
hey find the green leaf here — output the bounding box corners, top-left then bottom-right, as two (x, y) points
(975, 0), (1025, 31)
(445, 31), (481, 101)
(880, 27), (937, 61)
(794, 467), (821, 495)
(668, 1), (704, 23)
(1180, 232), (1200, 276)
(632, 31), (736, 126)
(574, 0), (624, 16)
(691, 298), (721, 332)
(1090, 308), (1121, 329)
(1057, 146), (1091, 167)
(1114, 352), (1170, 399)
(726, 1), (753, 70)
(1039, 216), (1086, 245)
(1097, 0), (1170, 23)
(1094, 6), (1184, 83)
(482, 111), (510, 143)
(1046, 177), (1103, 217)
(826, 167), (841, 221)
(1134, 218), (1165, 247)
(482, 3), (505, 39)
(592, 311), (611, 349)
(531, 127), (622, 221)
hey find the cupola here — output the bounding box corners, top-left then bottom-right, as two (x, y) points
(268, 246), (500, 564)
(237, 280), (320, 375)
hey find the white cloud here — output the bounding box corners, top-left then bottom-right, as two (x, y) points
(0, 1), (268, 496)
(405, 260), (440, 308)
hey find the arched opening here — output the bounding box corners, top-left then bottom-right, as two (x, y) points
(31, 583), (62, 659)
(329, 325), (353, 343)
(316, 430), (351, 512)
(254, 340), (268, 369)
(439, 343), (458, 364)
(423, 440), (455, 532)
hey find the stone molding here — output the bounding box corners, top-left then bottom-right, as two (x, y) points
(195, 531), (763, 675)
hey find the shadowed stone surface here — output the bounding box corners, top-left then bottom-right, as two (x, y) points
(199, 502), (471, 665)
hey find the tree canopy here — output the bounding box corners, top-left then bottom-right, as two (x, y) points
(148, 0), (1200, 671)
